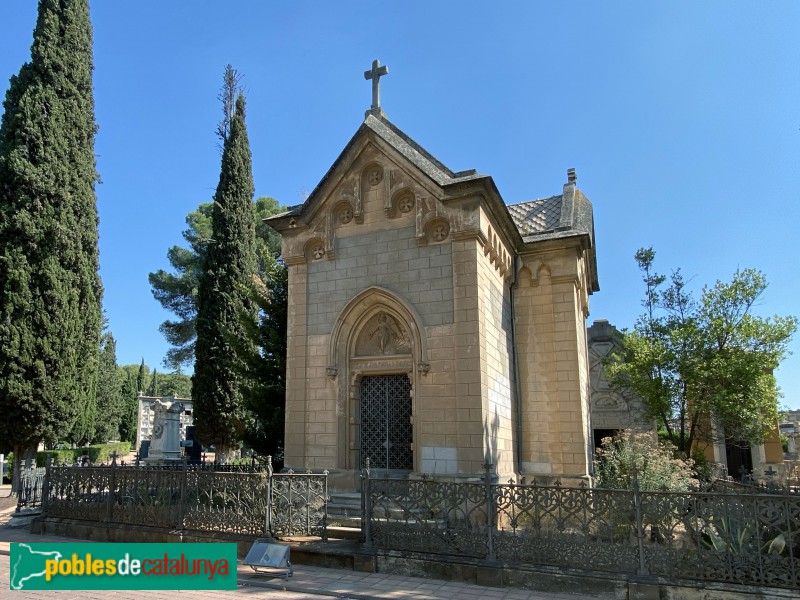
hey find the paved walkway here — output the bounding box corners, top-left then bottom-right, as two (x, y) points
(0, 495), (598, 600)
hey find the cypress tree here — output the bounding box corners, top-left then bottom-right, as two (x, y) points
(93, 330), (124, 443)
(118, 370), (138, 445)
(0, 0), (102, 482)
(136, 359), (147, 394)
(193, 92), (257, 462)
(148, 368), (160, 397)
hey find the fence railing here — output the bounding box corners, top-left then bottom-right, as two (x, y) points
(16, 467), (46, 512)
(40, 457), (327, 539)
(362, 461), (799, 590)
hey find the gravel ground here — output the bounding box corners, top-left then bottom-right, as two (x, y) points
(0, 493), (16, 512)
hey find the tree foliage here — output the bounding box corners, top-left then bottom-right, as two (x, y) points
(147, 368), (160, 397)
(93, 329), (124, 443)
(609, 248), (797, 454)
(0, 0), (103, 464)
(149, 198), (283, 370)
(159, 371), (192, 398)
(226, 257), (288, 459)
(192, 91), (258, 460)
(117, 369), (138, 445)
(148, 204), (213, 370)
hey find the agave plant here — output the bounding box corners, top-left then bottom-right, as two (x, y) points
(703, 515), (785, 555)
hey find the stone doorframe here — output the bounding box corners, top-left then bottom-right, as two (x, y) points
(327, 287), (429, 471)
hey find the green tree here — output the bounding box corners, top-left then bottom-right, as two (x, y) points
(149, 64), (283, 372)
(118, 369), (138, 445)
(159, 371), (192, 398)
(147, 368), (160, 397)
(148, 203), (213, 370)
(192, 90), (258, 461)
(227, 258), (288, 459)
(149, 198), (284, 370)
(136, 359), (148, 394)
(609, 248), (797, 455)
(0, 0), (103, 488)
(93, 329), (124, 442)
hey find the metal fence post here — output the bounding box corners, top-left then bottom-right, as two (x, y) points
(306, 469), (312, 535)
(483, 462), (495, 561)
(105, 452), (116, 522)
(362, 457), (372, 549)
(178, 455), (187, 528)
(41, 456), (52, 516)
(632, 469), (649, 576)
(265, 456), (273, 536)
(322, 469), (329, 542)
(265, 456), (274, 536)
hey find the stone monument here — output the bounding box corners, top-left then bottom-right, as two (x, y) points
(143, 399), (184, 464)
(265, 59), (600, 488)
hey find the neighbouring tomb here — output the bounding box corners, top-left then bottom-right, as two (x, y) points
(138, 395), (192, 463)
(587, 319), (655, 449)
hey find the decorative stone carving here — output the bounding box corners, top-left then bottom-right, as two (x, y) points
(367, 166), (383, 186)
(416, 361), (430, 375)
(593, 395), (625, 411)
(311, 245), (325, 260)
(397, 192), (415, 213)
(326, 367), (338, 380)
(339, 177), (363, 221)
(356, 312), (412, 356)
(339, 204), (353, 224)
(430, 221), (450, 242)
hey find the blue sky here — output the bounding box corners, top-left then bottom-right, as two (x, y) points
(2, 2), (799, 408)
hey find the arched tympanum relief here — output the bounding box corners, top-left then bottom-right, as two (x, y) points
(355, 312), (412, 356)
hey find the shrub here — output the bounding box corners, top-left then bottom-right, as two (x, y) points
(594, 431), (699, 491)
(37, 441), (131, 467)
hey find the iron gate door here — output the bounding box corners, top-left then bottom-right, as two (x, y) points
(360, 374), (413, 470)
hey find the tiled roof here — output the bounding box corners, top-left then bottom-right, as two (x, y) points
(506, 196), (563, 236)
(364, 114), (484, 187)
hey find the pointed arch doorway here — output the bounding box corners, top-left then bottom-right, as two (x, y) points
(328, 286), (429, 476)
(360, 373), (413, 471)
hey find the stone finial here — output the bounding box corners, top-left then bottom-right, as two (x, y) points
(364, 59), (389, 117)
(567, 168), (577, 185)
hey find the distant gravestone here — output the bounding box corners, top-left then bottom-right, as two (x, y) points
(143, 399), (184, 464)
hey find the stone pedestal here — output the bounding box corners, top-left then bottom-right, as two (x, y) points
(144, 399), (184, 465)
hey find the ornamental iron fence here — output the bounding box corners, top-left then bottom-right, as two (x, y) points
(362, 460), (799, 590)
(16, 467), (46, 512)
(40, 456), (327, 539)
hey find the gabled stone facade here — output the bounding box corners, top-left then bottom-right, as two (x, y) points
(266, 112), (599, 489)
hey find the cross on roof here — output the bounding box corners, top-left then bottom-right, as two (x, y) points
(364, 59), (389, 113)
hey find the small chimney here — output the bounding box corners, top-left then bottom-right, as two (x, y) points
(567, 168), (577, 185)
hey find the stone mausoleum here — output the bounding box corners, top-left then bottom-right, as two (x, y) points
(266, 62), (601, 489)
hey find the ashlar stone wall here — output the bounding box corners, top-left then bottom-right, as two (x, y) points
(513, 245), (594, 482)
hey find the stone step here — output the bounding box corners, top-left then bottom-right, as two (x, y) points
(325, 526), (362, 541)
(326, 515), (362, 529)
(327, 492), (363, 519)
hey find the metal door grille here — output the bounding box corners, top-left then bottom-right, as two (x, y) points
(360, 374), (412, 470)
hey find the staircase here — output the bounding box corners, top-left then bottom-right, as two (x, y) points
(326, 492), (363, 540)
